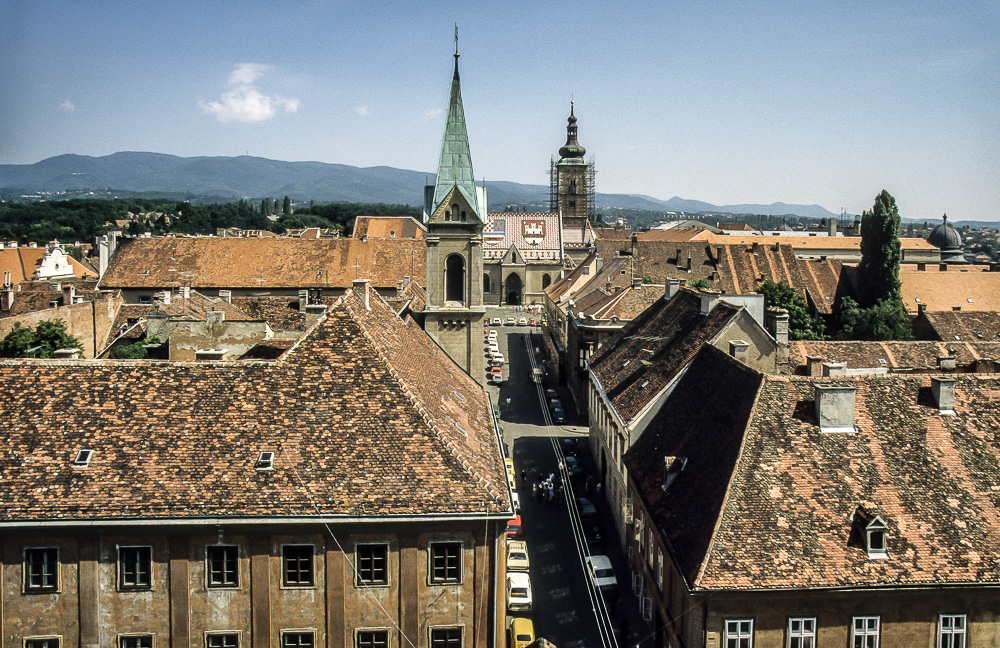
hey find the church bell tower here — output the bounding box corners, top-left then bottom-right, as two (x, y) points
(550, 102), (595, 220)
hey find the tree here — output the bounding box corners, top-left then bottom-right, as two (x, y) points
(0, 320), (82, 358)
(837, 297), (913, 341)
(687, 278), (711, 290)
(759, 280), (826, 340)
(282, 195), (292, 215)
(857, 190), (902, 306)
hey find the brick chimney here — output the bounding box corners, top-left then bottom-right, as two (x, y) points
(806, 355), (824, 377)
(729, 340), (749, 363)
(931, 377), (956, 414)
(63, 285), (76, 305)
(180, 286), (190, 299)
(765, 307), (790, 346)
(353, 278), (371, 309)
(218, 289), (232, 304)
(822, 362), (847, 377)
(206, 311), (225, 325)
(699, 289), (720, 315)
(937, 355), (957, 371)
(632, 276), (642, 290)
(159, 290), (171, 305)
(665, 278), (681, 300)
(814, 384), (857, 433)
(828, 216), (838, 237)
(53, 348), (82, 360)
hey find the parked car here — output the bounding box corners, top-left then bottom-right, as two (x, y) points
(585, 555), (618, 595)
(508, 618), (535, 648)
(583, 517), (604, 545)
(563, 438), (580, 455)
(507, 540), (530, 572)
(506, 514), (523, 538)
(487, 330), (498, 340)
(564, 455), (583, 477)
(511, 491), (521, 513)
(483, 318), (490, 325)
(545, 388), (558, 400)
(491, 369), (504, 384)
(517, 317), (528, 326)
(491, 317), (502, 326)
(506, 572), (533, 612)
(551, 407), (566, 424)
(576, 496), (597, 518)
(505, 316), (517, 326)
(528, 318), (537, 326)
(548, 398), (563, 411)
(491, 352), (505, 364)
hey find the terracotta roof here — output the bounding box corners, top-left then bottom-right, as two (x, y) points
(592, 227), (634, 241)
(385, 279), (427, 316)
(798, 258), (847, 315)
(543, 253), (599, 303)
(483, 213), (562, 261)
(573, 284), (664, 322)
(628, 345), (1000, 591)
(0, 288), (509, 522)
(589, 288), (743, 423)
(0, 248), (97, 282)
(561, 216), (595, 249)
(918, 311), (1000, 342)
(635, 229), (703, 242)
(353, 216), (426, 240)
(790, 340), (1000, 373)
(698, 232), (936, 251)
(238, 338), (298, 360)
(0, 283), (103, 319)
(99, 237), (426, 291)
(901, 270), (1000, 312)
(231, 297), (317, 331)
(152, 291), (257, 321)
(718, 223), (758, 231)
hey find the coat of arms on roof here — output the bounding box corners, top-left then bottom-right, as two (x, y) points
(523, 220), (545, 246)
(484, 219), (505, 246)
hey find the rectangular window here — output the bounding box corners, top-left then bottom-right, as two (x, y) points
(206, 635), (239, 648)
(25, 639), (60, 648)
(939, 614), (966, 648)
(207, 546), (239, 588)
(788, 618), (816, 648)
(852, 616), (880, 648)
(356, 630), (389, 648)
(119, 636), (153, 648)
(282, 545), (314, 587)
(430, 542), (462, 584)
(281, 633), (314, 648)
(430, 627), (462, 648)
(725, 620), (753, 648)
(356, 544), (388, 586)
(118, 546), (152, 589)
(25, 548), (59, 592)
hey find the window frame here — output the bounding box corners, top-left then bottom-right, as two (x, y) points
(118, 635), (154, 648)
(206, 545), (240, 589)
(24, 637), (61, 648)
(429, 541), (463, 585)
(281, 544), (315, 588)
(205, 633), (240, 648)
(787, 617), (816, 648)
(355, 628), (390, 648)
(355, 543), (389, 587)
(724, 619), (754, 648)
(429, 626), (462, 648)
(280, 631), (315, 648)
(117, 545), (153, 591)
(938, 614), (967, 648)
(24, 547), (60, 593)
(852, 616), (880, 648)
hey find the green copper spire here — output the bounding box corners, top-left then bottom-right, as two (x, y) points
(432, 37), (481, 220)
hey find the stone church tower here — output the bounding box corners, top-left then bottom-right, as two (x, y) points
(550, 102), (595, 220)
(422, 46), (487, 380)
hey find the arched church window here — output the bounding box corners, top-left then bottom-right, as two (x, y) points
(569, 180), (577, 194)
(542, 273), (551, 289)
(461, 211), (467, 221)
(446, 255), (465, 304)
(483, 273), (491, 294)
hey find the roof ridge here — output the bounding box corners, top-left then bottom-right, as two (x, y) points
(341, 290), (506, 507)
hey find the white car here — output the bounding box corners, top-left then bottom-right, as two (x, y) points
(585, 555), (618, 595)
(491, 317), (502, 326)
(506, 317), (516, 326)
(487, 330), (498, 341)
(491, 352), (505, 364)
(507, 540), (530, 572)
(506, 572), (533, 612)
(511, 491), (521, 513)
(518, 317), (528, 326)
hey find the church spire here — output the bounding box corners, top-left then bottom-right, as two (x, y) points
(431, 30), (481, 220)
(558, 100), (586, 159)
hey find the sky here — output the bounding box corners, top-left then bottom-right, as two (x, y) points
(1, 0), (998, 220)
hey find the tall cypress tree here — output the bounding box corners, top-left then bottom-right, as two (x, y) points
(857, 189), (902, 307)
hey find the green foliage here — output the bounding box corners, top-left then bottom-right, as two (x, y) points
(759, 280), (827, 340)
(108, 336), (162, 359)
(0, 320), (83, 358)
(282, 195), (292, 215)
(858, 190), (902, 306)
(687, 278), (711, 290)
(837, 297), (913, 341)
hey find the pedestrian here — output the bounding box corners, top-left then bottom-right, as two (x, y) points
(596, 482), (602, 496)
(520, 469), (526, 485)
(532, 482), (539, 501)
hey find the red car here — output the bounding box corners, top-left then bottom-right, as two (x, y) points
(528, 318), (537, 326)
(506, 514), (523, 538)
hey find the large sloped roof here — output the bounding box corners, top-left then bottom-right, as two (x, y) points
(0, 287), (509, 523)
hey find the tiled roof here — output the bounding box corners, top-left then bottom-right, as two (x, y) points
(543, 252), (598, 303)
(789, 340), (1000, 373)
(592, 227), (634, 241)
(715, 242), (807, 299)
(901, 270), (1000, 312)
(0, 248), (97, 282)
(483, 213), (562, 261)
(589, 288), (743, 423)
(635, 229), (702, 242)
(99, 237), (426, 291)
(353, 216), (426, 240)
(0, 288), (509, 522)
(918, 311), (1000, 342)
(628, 345), (1000, 590)
(573, 283), (664, 322)
(0, 282), (103, 319)
(561, 216), (595, 248)
(152, 291), (257, 321)
(798, 258), (847, 315)
(697, 232), (936, 251)
(385, 280), (427, 316)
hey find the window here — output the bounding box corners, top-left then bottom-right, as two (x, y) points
(356, 630), (389, 648)
(207, 546), (239, 588)
(25, 639), (60, 648)
(430, 627), (462, 648)
(866, 517), (888, 558)
(281, 633), (314, 648)
(788, 618), (816, 648)
(656, 549), (663, 590)
(725, 620), (753, 648)
(138, 295), (152, 304)
(256, 451), (274, 470)
(282, 545), (314, 587)
(852, 616), (880, 648)
(118, 546), (152, 589)
(430, 542), (462, 584)
(25, 547), (59, 592)
(483, 273), (491, 294)
(73, 449), (93, 467)
(939, 615), (966, 648)
(356, 544), (388, 586)
(206, 635), (239, 648)
(119, 636), (153, 648)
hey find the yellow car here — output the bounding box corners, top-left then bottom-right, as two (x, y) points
(508, 617), (535, 648)
(505, 458), (515, 482)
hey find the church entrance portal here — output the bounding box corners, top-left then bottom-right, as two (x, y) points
(505, 273), (522, 305)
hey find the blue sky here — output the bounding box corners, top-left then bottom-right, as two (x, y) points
(1, 1), (997, 220)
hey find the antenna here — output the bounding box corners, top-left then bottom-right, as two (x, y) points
(454, 23), (459, 55)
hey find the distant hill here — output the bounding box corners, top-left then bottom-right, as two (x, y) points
(0, 152), (843, 220)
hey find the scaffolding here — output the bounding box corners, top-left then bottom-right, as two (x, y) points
(549, 158), (597, 220)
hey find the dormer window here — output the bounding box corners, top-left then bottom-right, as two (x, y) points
(661, 456), (687, 491)
(866, 516), (888, 559)
(256, 451), (275, 471)
(73, 449), (93, 467)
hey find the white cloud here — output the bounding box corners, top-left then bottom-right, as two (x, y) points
(200, 63), (300, 124)
(355, 105), (370, 116)
(59, 100), (75, 112)
(424, 108), (444, 119)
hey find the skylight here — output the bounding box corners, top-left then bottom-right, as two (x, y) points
(257, 451), (275, 470)
(73, 449), (93, 467)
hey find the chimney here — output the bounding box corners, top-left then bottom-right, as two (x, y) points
(180, 286), (190, 299)
(765, 307), (790, 345)
(822, 362), (847, 377)
(952, 305), (962, 312)
(990, 262), (1000, 273)
(353, 278), (371, 309)
(686, 254), (693, 271)
(752, 241), (759, 253)
(937, 355), (957, 371)
(632, 277), (642, 290)
(728, 340), (749, 363)
(806, 355), (824, 377)
(218, 289), (232, 304)
(814, 384), (857, 433)
(1, 282), (13, 312)
(828, 216), (838, 237)
(206, 311), (225, 325)
(403, 275), (411, 287)
(715, 246), (724, 264)
(917, 302), (926, 315)
(917, 262), (926, 271)
(699, 289), (720, 315)
(939, 263), (948, 272)
(931, 377), (956, 414)
(665, 278), (681, 300)
(53, 348), (82, 360)
(298, 289), (309, 312)
(63, 285), (76, 305)
(159, 290), (171, 305)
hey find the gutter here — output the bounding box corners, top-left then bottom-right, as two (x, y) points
(0, 512), (513, 529)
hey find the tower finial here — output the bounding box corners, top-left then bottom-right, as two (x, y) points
(453, 23), (460, 77)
